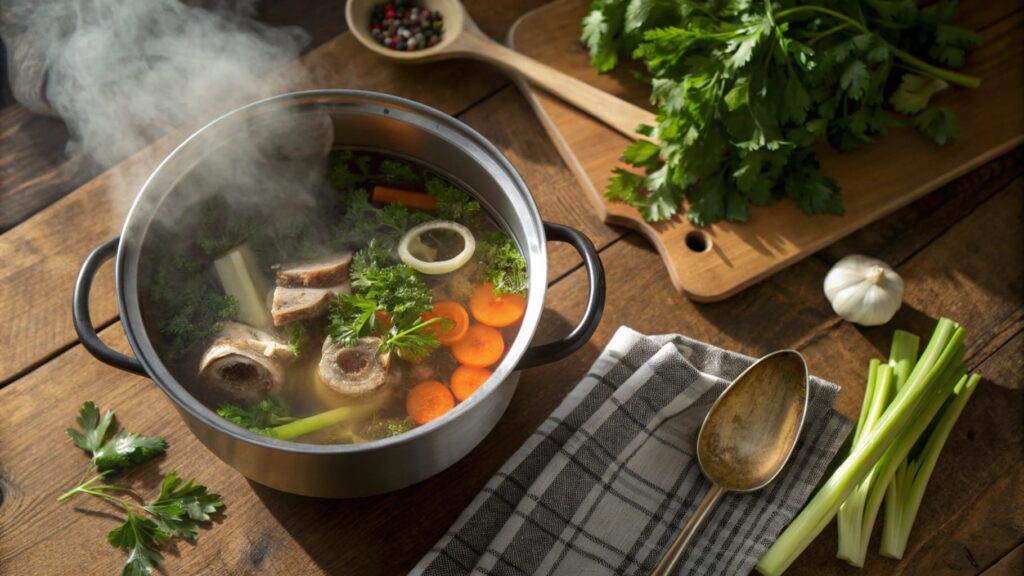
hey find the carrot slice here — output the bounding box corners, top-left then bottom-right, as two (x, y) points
(372, 185), (439, 211)
(375, 310), (393, 332)
(451, 324), (505, 368)
(469, 283), (526, 327)
(406, 380), (455, 425)
(422, 301), (470, 345)
(451, 366), (493, 402)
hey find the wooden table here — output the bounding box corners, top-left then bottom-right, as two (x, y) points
(1, 1), (1020, 575)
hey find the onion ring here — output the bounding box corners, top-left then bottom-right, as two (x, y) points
(398, 220), (476, 275)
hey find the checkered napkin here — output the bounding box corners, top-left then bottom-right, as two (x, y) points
(413, 327), (852, 576)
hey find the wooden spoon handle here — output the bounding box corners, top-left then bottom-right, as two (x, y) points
(455, 29), (656, 140)
(650, 483), (727, 576)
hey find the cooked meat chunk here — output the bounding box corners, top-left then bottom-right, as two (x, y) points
(275, 252), (353, 288)
(271, 284), (348, 326)
(318, 337), (395, 398)
(198, 321), (294, 402)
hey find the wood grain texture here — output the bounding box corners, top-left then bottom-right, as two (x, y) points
(0, 0), (560, 385)
(508, 0), (1024, 301)
(982, 545), (1024, 576)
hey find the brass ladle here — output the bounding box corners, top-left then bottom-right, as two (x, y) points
(344, 0), (656, 140)
(651, 350), (810, 576)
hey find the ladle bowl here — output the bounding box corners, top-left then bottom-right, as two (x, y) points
(651, 349), (809, 576)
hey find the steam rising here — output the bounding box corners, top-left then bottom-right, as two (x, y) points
(11, 0), (310, 169)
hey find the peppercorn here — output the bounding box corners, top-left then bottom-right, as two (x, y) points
(368, 0), (443, 52)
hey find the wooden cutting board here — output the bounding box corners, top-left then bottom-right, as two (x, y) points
(508, 0), (1024, 301)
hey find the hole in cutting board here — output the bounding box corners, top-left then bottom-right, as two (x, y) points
(685, 230), (711, 253)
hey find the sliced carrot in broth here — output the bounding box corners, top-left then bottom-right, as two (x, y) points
(406, 380), (455, 425)
(451, 324), (505, 368)
(469, 283), (526, 328)
(451, 365), (493, 402)
(422, 301), (470, 345)
(372, 186), (439, 211)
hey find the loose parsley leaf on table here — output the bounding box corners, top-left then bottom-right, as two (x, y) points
(60, 402), (224, 576)
(67, 401), (168, 472)
(107, 512), (166, 576)
(143, 472), (225, 542)
(581, 0), (981, 226)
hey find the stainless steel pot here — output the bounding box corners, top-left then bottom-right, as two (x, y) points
(72, 90), (604, 498)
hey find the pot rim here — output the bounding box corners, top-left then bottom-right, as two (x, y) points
(115, 89), (548, 455)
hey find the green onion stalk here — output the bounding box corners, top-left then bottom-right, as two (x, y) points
(756, 318), (967, 575)
(265, 403), (380, 441)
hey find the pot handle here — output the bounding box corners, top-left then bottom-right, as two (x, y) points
(516, 223), (606, 370)
(73, 237), (146, 376)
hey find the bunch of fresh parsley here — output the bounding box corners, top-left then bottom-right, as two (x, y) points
(60, 401), (224, 576)
(582, 0), (981, 225)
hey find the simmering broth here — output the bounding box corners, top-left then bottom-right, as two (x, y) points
(140, 149), (527, 444)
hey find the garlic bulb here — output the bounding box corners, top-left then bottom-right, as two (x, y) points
(823, 255), (904, 326)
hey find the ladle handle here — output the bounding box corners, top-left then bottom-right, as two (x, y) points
(456, 30), (656, 140)
(651, 483), (727, 576)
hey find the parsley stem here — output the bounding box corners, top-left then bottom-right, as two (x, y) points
(773, 5), (981, 88)
(808, 23), (852, 46)
(57, 472), (108, 502)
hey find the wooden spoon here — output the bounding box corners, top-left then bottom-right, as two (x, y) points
(650, 350), (810, 576)
(344, 0), (656, 140)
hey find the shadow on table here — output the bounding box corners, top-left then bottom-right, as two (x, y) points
(248, 311), (596, 575)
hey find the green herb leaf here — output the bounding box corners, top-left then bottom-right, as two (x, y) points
(912, 107), (959, 145)
(479, 233), (528, 295)
(581, 1), (626, 73)
(107, 512), (166, 576)
(142, 472), (225, 543)
(68, 402), (167, 472)
(425, 176), (482, 221)
(327, 293), (381, 346)
(350, 260), (433, 324)
(67, 401), (116, 455)
(285, 322), (310, 357)
(890, 74), (949, 114)
(379, 159), (423, 185)
(94, 432), (168, 472)
(217, 398), (294, 434)
(335, 190), (431, 250)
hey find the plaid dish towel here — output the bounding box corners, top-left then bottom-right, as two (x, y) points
(413, 327), (852, 576)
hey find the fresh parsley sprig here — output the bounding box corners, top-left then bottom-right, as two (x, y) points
(60, 401), (224, 576)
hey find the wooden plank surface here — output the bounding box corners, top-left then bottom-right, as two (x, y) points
(508, 0), (1024, 301)
(1, 172), (1019, 575)
(0, 1), (1021, 574)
